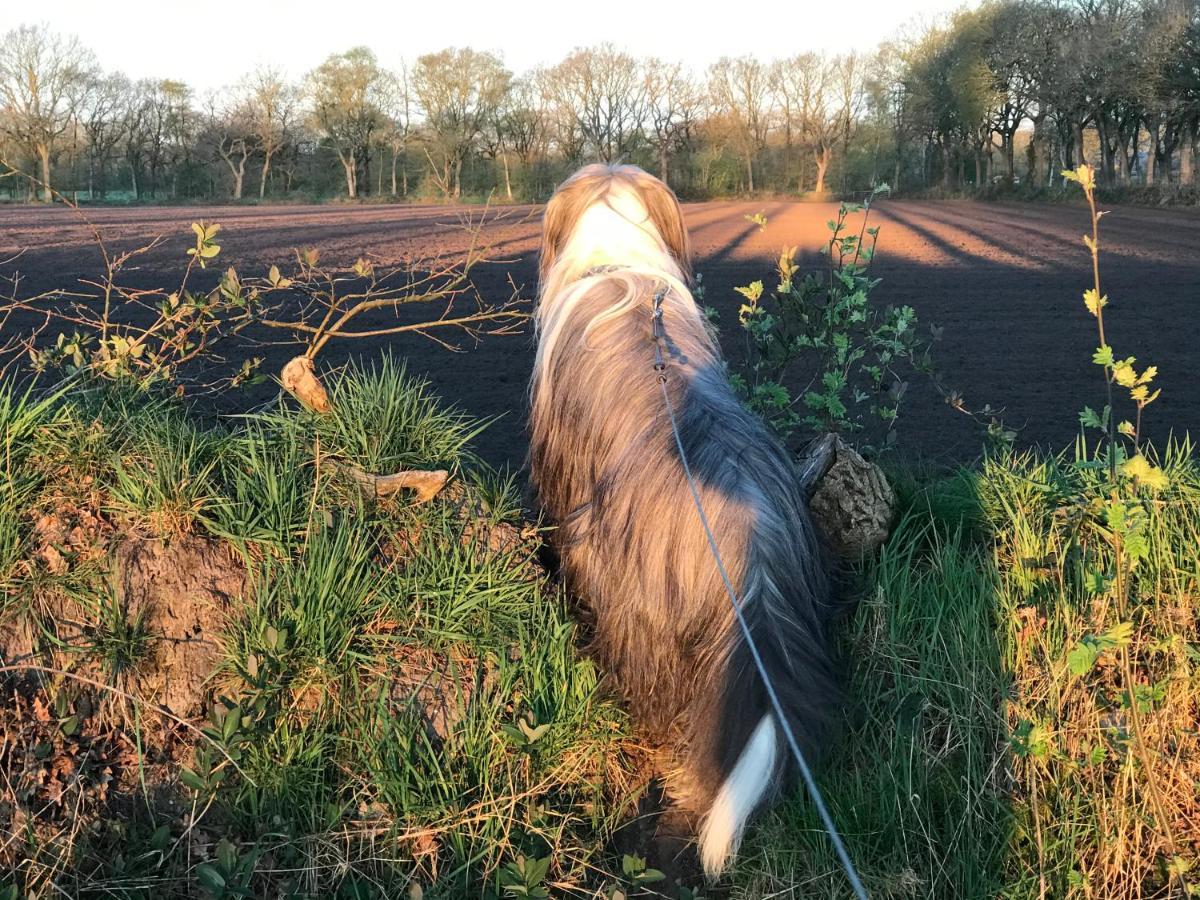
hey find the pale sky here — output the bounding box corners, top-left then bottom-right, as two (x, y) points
(5, 0), (964, 91)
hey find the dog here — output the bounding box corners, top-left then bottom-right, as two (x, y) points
(529, 164), (838, 876)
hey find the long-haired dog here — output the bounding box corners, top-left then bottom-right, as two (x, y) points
(529, 164), (837, 876)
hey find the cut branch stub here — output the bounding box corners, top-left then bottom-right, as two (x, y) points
(804, 434), (896, 559)
(342, 464), (449, 503)
(281, 354), (331, 414)
(280, 356), (449, 504)
(796, 432), (838, 498)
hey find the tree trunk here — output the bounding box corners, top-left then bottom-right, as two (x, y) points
(814, 148), (830, 194)
(38, 146), (52, 202)
(390, 149), (398, 196)
(341, 152), (357, 198)
(1145, 127), (1156, 186)
(974, 150), (983, 188)
(1182, 126), (1197, 186)
(260, 151), (273, 199)
(502, 153), (512, 201)
(454, 156), (463, 198)
(130, 161), (139, 199)
(745, 153), (754, 193)
(659, 145), (669, 184)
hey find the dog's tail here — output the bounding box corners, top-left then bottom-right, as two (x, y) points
(695, 509), (836, 877)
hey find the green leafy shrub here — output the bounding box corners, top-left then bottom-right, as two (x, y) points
(728, 186), (935, 452)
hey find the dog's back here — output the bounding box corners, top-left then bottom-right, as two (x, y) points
(530, 165), (838, 875)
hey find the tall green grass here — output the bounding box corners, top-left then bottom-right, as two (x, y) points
(2, 361), (1195, 899)
(731, 446), (1199, 899)
(0, 367), (635, 899)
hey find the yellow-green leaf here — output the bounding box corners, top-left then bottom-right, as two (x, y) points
(1082, 288), (1107, 316)
(734, 281), (763, 303)
(1122, 454), (1169, 491)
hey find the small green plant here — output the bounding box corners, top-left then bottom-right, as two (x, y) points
(498, 854), (552, 898)
(728, 185), (934, 451)
(603, 854), (666, 898)
(195, 837), (260, 899)
(1045, 163), (1190, 897)
(90, 583), (153, 681)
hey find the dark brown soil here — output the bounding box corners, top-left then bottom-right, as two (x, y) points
(2, 198), (1197, 470)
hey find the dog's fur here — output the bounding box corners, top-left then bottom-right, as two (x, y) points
(529, 164), (838, 876)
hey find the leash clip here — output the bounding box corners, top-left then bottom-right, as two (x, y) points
(651, 283), (668, 376)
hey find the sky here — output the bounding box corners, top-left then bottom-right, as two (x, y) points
(7, 0), (964, 91)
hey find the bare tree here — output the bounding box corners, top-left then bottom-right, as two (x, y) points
(0, 25), (93, 200)
(242, 67), (296, 199)
(76, 71), (128, 198)
(545, 45), (647, 163)
(708, 56), (772, 192)
(203, 94), (254, 200)
(644, 59), (703, 186)
(307, 47), (385, 199)
(379, 63), (413, 197)
(140, 80), (192, 198)
(535, 65), (585, 164)
(412, 48), (510, 198)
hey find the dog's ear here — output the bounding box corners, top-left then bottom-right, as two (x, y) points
(540, 165), (605, 284)
(539, 184), (577, 284)
(635, 172), (693, 282)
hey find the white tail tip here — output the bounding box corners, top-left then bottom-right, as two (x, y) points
(697, 714), (777, 876)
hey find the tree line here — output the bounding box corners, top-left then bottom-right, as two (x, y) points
(2, 0), (1197, 204)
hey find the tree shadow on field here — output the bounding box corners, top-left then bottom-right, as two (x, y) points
(3, 200), (1199, 474)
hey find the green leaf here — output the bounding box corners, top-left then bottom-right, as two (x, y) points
(195, 863), (226, 893)
(1092, 345), (1114, 367)
(1067, 622), (1133, 675)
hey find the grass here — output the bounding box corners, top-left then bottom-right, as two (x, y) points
(0, 361), (1196, 898)
(730, 446), (1199, 899)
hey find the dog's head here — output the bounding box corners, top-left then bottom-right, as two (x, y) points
(539, 164), (692, 286)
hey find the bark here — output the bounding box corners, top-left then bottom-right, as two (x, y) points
(1072, 122), (1086, 172)
(259, 151), (273, 199)
(339, 151), (357, 198)
(1182, 127), (1197, 186)
(502, 153), (512, 201)
(1145, 127), (1156, 185)
(814, 148), (831, 194)
(390, 150), (398, 196)
(745, 153), (755, 193)
(38, 146), (52, 202)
